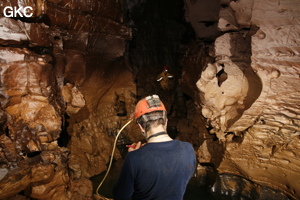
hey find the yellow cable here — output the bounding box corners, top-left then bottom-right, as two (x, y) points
(95, 119), (133, 195)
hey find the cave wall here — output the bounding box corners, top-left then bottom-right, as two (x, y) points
(1, 0), (300, 199)
(0, 0), (134, 199)
(182, 0), (300, 199)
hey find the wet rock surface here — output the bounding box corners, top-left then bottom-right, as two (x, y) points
(182, 0), (300, 199)
(211, 174), (291, 200)
(0, 0), (132, 199)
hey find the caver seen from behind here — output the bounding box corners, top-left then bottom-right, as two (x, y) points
(113, 94), (196, 200)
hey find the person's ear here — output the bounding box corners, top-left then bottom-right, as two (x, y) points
(137, 123), (147, 137)
(137, 123), (145, 133)
(164, 118), (168, 129)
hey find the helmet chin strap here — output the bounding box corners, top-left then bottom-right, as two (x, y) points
(141, 131), (146, 137)
(146, 131), (167, 141)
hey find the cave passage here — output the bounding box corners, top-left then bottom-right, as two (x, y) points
(90, 0), (211, 198)
(0, 0), (299, 199)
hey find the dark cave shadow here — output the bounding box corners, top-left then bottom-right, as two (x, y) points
(225, 29), (263, 129)
(225, 62), (263, 129)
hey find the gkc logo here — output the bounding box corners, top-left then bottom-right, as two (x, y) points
(3, 6), (33, 18)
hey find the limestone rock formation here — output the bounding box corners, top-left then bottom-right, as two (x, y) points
(0, 0), (133, 199)
(183, 0), (300, 199)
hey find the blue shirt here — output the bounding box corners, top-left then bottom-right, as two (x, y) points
(113, 140), (196, 200)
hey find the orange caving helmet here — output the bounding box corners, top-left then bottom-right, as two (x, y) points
(163, 66), (168, 71)
(133, 95), (166, 119)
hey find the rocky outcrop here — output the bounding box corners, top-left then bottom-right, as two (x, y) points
(183, 0), (300, 199)
(0, 0), (133, 199)
(0, 43), (65, 199)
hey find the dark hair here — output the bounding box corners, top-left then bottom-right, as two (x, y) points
(136, 111), (166, 132)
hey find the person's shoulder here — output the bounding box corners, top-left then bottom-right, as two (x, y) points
(174, 139), (191, 145)
(126, 146), (148, 159)
(174, 140), (193, 148)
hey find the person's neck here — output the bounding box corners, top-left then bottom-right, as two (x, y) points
(146, 126), (173, 143)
